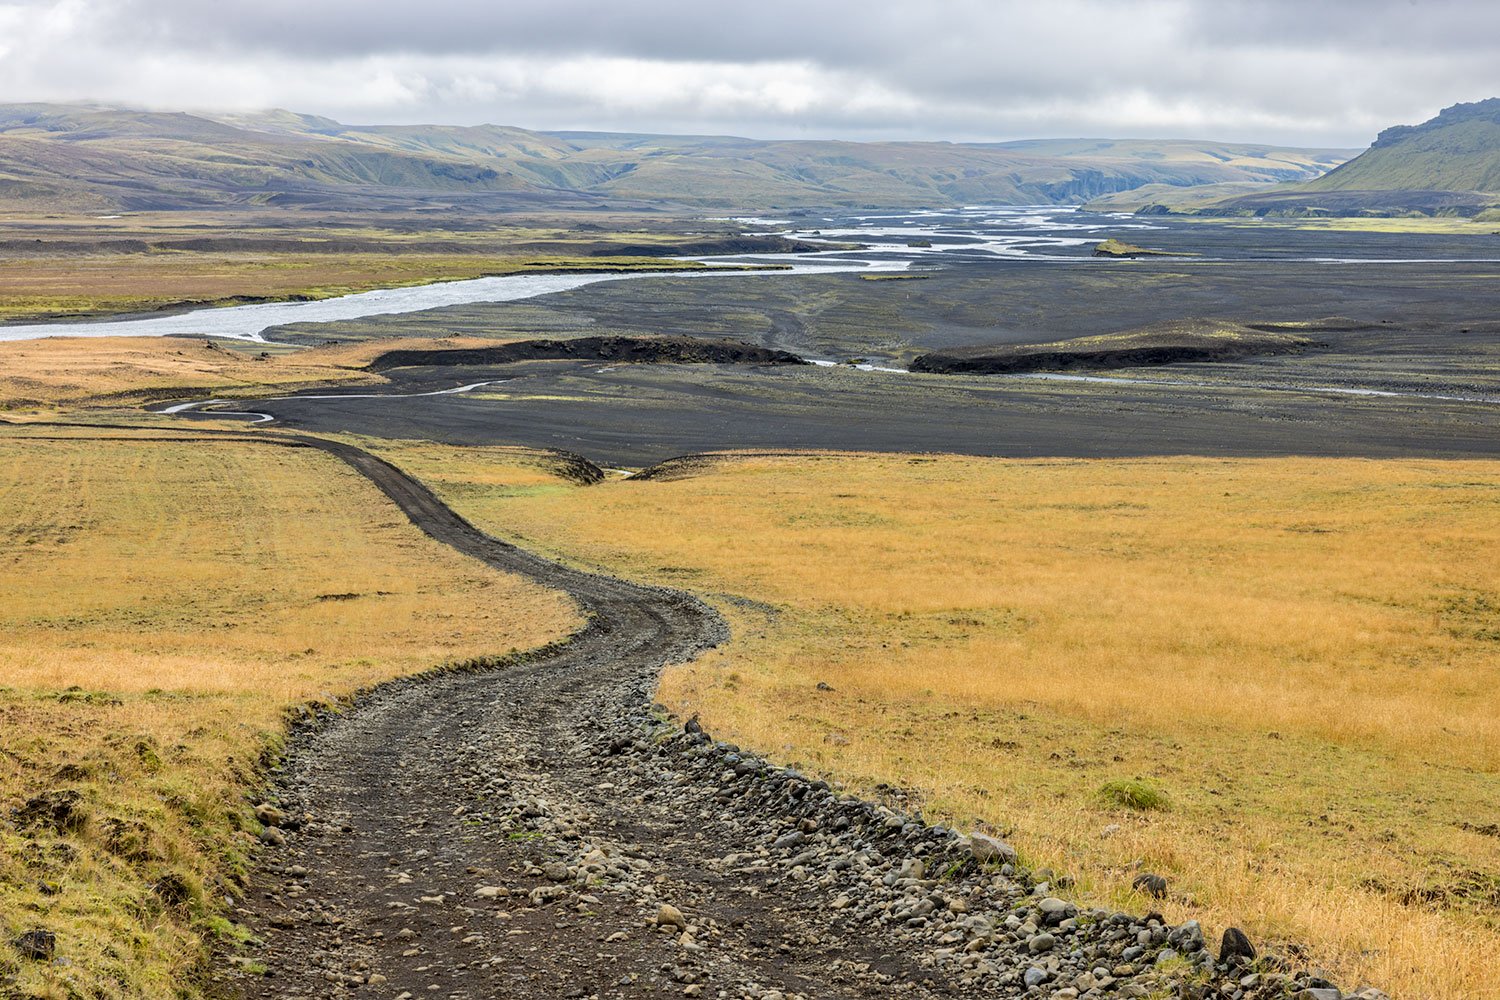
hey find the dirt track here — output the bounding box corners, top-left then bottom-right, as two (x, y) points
(204, 435), (1347, 1000)
(212, 436), (996, 998)
(0, 422), (1362, 998)
(187, 437), (953, 998)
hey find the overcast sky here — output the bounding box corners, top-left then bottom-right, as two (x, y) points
(0, 0), (1493, 146)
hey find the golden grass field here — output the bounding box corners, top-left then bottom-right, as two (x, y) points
(1202, 215), (1500, 235)
(0, 333), (560, 413)
(0, 431), (578, 998)
(373, 444), (1500, 1000)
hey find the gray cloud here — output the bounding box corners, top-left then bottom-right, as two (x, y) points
(0, 0), (1494, 145)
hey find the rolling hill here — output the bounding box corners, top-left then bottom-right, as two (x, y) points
(1145, 99), (1500, 218)
(0, 104), (538, 214)
(0, 102), (1354, 214)
(1304, 98), (1500, 194)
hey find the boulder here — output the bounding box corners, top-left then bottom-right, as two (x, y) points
(966, 832), (1017, 865)
(1219, 926), (1256, 964)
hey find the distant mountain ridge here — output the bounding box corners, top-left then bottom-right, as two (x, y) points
(0, 102), (1354, 213)
(1103, 98), (1500, 218)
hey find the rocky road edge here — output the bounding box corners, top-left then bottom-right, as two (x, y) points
(570, 717), (1391, 1000)
(205, 431), (1381, 1000)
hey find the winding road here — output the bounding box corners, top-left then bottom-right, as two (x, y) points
(1, 423), (1309, 998)
(213, 433), (1028, 999)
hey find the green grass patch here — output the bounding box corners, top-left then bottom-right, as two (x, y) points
(1099, 778), (1169, 811)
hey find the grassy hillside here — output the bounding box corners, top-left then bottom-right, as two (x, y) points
(1081, 181), (1278, 213)
(0, 103), (1354, 213)
(1189, 99), (1500, 218)
(0, 105), (538, 213)
(983, 137), (1350, 181)
(1305, 98), (1500, 194)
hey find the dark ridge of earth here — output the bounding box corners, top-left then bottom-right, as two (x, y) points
(911, 341), (1307, 374)
(910, 322), (1319, 374)
(366, 336), (808, 372)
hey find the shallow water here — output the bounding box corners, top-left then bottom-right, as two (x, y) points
(0, 259), (902, 344)
(787, 205), (1500, 265)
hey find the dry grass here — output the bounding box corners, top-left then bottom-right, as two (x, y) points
(0, 334), (541, 413)
(381, 446), (1500, 1000)
(0, 336), (374, 412)
(1203, 215), (1500, 235)
(0, 433), (578, 997)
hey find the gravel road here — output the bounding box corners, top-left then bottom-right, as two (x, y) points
(116, 433), (1368, 1000)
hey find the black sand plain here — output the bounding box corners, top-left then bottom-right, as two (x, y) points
(223, 215), (1500, 467)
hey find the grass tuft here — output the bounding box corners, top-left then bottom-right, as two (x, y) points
(1099, 778), (1168, 811)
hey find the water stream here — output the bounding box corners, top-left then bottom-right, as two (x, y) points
(0, 259), (901, 344)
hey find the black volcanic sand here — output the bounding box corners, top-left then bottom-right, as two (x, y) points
(214, 360), (1500, 468)
(240, 219), (1500, 466)
(264, 257), (1500, 385)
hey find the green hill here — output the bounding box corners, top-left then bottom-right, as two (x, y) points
(0, 103), (536, 214)
(981, 137), (1350, 182)
(0, 103), (1355, 214)
(1190, 99), (1500, 218)
(1304, 98), (1500, 193)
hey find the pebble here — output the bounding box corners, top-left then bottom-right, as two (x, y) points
(1131, 872), (1168, 899)
(1220, 925), (1256, 964)
(966, 832), (1017, 865)
(1026, 932), (1055, 954)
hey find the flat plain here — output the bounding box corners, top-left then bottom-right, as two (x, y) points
(0, 210), (747, 322)
(241, 217), (1500, 467)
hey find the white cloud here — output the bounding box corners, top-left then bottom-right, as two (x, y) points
(0, 0), (1493, 144)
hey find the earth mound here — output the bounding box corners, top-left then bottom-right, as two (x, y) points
(365, 335), (809, 372)
(910, 319), (1322, 374)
